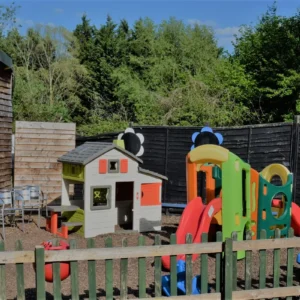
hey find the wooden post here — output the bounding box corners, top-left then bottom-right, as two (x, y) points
(286, 228), (294, 300)
(138, 236), (146, 298)
(273, 229), (281, 300)
(259, 230), (267, 300)
(200, 233), (208, 294)
(170, 234), (177, 296)
(231, 232), (237, 291)
(52, 239), (61, 300)
(120, 238), (128, 299)
(0, 241), (5, 300)
(224, 237), (233, 300)
(105, 237), (113, 299)
(185, 234), (192, 295)
(163, 127), (169, 203)
(35, 246), (45, 300)
(215, 231), (222, 293)
(154, 235), (162, 297)
(70, 239), (79, 300)
(245, 231), (252, 290)
(87, 239), (96, 299)
(15, 240), (25, 300)
(291, 115), (300, 203)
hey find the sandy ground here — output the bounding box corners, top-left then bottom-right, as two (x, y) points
(1, 214), (300, 299)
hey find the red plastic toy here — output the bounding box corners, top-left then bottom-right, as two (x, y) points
(42, 240), (70, 282)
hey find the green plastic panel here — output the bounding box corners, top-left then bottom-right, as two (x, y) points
(212, 166), (222, 196)
(62, 208), (84, 236)
(257, 174), (293, 239)
(62, 163), (85, 182)
(221, 152), (251, 260)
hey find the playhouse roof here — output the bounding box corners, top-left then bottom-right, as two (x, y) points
(57, 142), (143, 166)
(138, 167), (168, 181)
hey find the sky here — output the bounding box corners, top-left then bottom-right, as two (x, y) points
(4, 0), (300, 53)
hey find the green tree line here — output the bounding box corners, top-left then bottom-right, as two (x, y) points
(0, 2), (299, 135)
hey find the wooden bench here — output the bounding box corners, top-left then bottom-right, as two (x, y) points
(60, 221), (83, 239)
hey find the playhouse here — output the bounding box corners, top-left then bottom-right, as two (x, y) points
(57, 141), (167, 238)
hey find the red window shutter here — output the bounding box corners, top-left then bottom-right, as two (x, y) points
(120, 159), (128, 173)
(99, 159), (107, 174)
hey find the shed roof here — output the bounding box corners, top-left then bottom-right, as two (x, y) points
(57, 142), (143, 165)
(0, 51), (13, 70)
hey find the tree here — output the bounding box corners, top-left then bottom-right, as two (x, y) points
(10, 24), (90, 123)
(233, 3), (300, 123)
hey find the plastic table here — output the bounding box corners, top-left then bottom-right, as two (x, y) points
(46, 205), (79, 235)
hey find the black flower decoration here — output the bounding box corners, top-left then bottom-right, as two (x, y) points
(191, 126), (223, 150)
(118, 128), (145, 157)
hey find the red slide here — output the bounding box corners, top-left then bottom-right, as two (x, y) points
(291, 202), (300, 236)
(161, 197), (222, 270)
(271, 200), (300, 236)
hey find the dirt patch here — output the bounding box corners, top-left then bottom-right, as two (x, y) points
(1, 214), (300, 299)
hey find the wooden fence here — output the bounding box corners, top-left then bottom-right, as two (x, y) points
(0, 229), (299, 299)
(77, 117), (300, 205)
(14, 121), (76, 202)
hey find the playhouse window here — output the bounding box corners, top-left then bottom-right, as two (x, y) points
(90, 186), (111, 210)
(108, 159), (119, 173)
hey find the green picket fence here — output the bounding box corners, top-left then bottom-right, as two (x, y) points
(0, 228), (300, 299)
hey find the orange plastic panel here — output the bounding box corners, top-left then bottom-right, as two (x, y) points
(250, 168), (259, 240)
(120, 159), (128, 173)
(141, 183), (161, 206)
(186, 154), (198, 203)
(99, 159), (107, 174)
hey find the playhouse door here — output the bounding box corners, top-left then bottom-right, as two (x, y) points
(115, 182), (134, 230)
(141, 183), (161, 206)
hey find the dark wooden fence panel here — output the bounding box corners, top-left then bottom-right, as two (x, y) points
(249, 124), (293, 172)
(293, 117), (300, 204)
(76, 119), (300, 205)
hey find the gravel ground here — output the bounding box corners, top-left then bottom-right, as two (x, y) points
(2, 214), (300, 299)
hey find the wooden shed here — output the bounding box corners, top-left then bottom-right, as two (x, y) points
(0, 51), (13, 189)
(58, 142), (167, 238)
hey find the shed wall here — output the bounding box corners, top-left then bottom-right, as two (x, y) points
(0, 62), (12, 189)
(14, 121), (76, 201)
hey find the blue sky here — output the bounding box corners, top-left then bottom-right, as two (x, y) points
(4, 0), (300, 52)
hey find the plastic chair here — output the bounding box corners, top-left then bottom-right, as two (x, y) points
(14, 186), (42, 228)
(0, 189), (24, 240)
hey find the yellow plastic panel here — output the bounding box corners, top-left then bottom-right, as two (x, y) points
(260, 163), (290, 185)
(189, 145), (229, 166)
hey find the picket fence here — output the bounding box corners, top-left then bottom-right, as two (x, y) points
(1, 229), (300, 300)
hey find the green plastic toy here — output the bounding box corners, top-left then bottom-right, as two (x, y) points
(221, 152), (251, 259)
(257, 174), (293, 239)
(212, 166), (222, 197)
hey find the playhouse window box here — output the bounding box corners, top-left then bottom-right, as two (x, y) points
(90, 186), (111, 210)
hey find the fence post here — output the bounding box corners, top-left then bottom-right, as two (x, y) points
(163, 127), (169, 202)
(224, 237), (233, 300)
(291, 115), (300, 203)
(0, 241), (6, 300)
(35, 246), (45, 300)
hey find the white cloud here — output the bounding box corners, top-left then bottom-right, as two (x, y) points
(55, 8), (64, 14)
(188, 19), (217, 27)
(47, 22), (55, 27)
(215, 26), (240, 36)
(76, 12), (85, 18)
(15, 18), (34, 27)
(218, 36), (236, 46)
